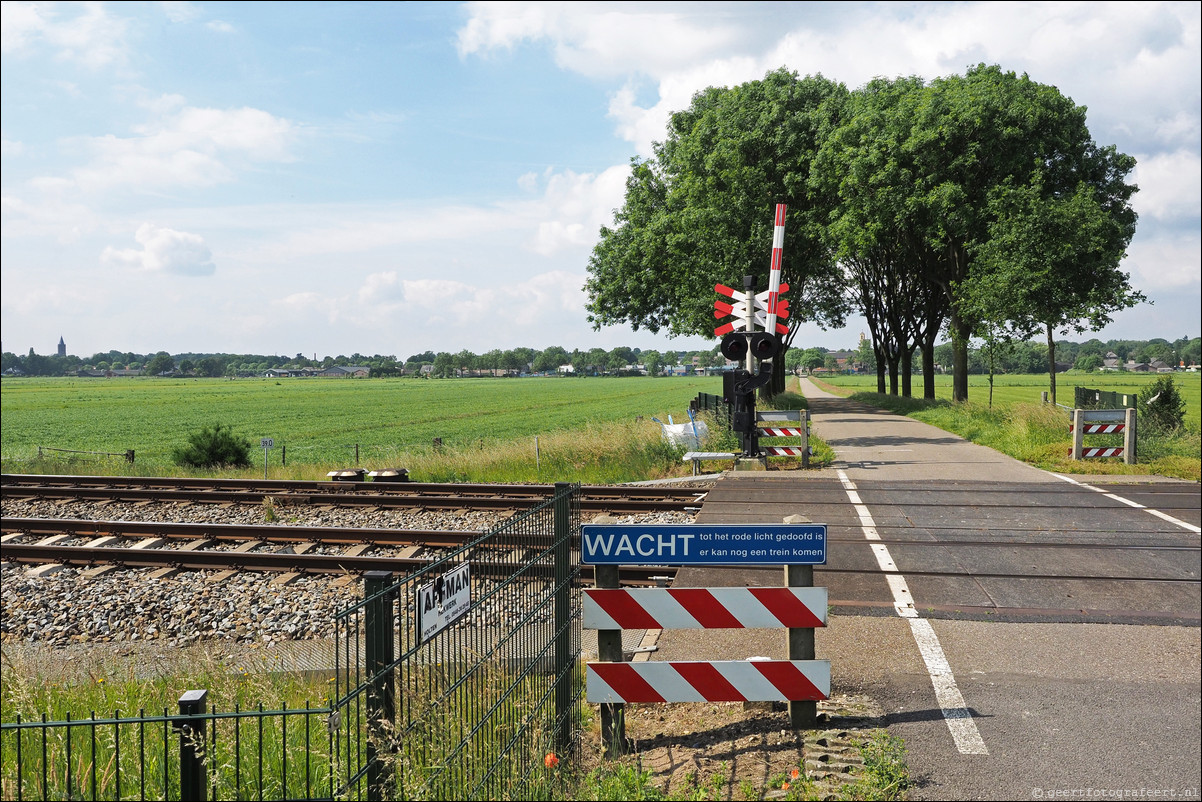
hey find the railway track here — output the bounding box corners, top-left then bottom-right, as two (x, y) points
(0, 474), (707, 514)
(4, 515), (1197, 589)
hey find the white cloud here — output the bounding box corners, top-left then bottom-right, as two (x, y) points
(1, 1), (130, 68)
(63, 102), (295, 193)
(1132, 150), (1202, 222)
(101, 223), (216, 276)
(1124, 232), (1202, 290)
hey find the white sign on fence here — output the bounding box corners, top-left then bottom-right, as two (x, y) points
(260, 438), (274, 449)
(417, 562), (471, 643)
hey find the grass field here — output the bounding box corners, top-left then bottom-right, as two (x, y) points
(817, 371), (1201, 429)
(0, 375), (726, 482)
(816, 371), (1200, 481)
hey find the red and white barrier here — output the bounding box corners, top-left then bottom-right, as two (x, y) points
(763, 446), (807, 457)
(1073, 423), (1125, 434)
(584, 587), (826, 630)
(760, 427), (806, 438)
(587, 659), (830, 703)
(764, 203), (786, 337)
(1078, 447), (1123, 458)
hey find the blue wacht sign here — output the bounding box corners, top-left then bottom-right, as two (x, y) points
(582, 524), (826, 566)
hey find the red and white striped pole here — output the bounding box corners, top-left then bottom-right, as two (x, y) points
(764, 203), (786, 339)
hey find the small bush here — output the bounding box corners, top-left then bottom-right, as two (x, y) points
(172, 423), (254, 468)
(1137, 376), (1187, 433)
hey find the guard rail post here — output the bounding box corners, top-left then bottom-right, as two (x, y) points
(552, 482), (573, 755)
(1072, 409), (1085, 460)
(595, 563), (627, 757)
(176, 690), (208, 802)
(786, 564), (816, 728)
(364, 571), (396, 802)
(1125, 407), (1137, 465)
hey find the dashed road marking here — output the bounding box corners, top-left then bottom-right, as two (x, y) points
(836, 469), (989, 755)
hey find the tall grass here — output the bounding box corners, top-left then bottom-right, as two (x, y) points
(815, 381), (1200, 481)
(0, 648), (336, 800)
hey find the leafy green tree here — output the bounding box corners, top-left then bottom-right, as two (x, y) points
(845, 65), (1139, 402)
(968, 171), (1141, 403)
(1138, 376), (1187, 433)
(145, 352), (174, 376)
(585, 68), (851, 397)
(1075, 354), (1104, 372)
(172, 423), (253, 468)
(532, 346), (569, 374)
(642, 350), (663, 376)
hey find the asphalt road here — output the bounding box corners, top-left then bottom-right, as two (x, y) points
(650, 379), (1201, 800)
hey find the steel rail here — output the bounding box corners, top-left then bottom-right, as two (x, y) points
(4, 541), (1197, 585)
(3, 517), (1197, 553)
(0, 542), (662, 585)
(1, 517), (479, 548)
(1, 474), (708, 501)
(1, 485), (698, 513)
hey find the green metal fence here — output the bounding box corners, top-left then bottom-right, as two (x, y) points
(691, 392), (730, 430)
(1, 483), (583, 801)
(330, 480), (581, 801)
(1075, 385), (1138, 410)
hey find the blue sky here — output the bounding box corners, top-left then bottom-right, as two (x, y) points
(2, 1), (1198, 361)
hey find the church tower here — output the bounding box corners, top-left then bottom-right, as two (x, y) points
(57, 337), (66, 357)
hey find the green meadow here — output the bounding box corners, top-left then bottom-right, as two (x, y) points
(816, 371), (1200, 481)
(0, 375), (725, 482)
(818, 371), (1201, 428)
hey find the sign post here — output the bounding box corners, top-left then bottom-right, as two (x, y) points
(260, 437), (274, 479)
(582, 523), (830, 742)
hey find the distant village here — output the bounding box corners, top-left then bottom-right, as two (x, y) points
(2, 334), (1198, 378)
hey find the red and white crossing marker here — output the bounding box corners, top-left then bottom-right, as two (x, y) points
(584, 587), (827, 630)
(759, 426), (806, 438)
(713, 284), (790, 336)
(1073, 447), (1124, 458)
(763, 446), (808, 457)
(1071, 423), (1126, 434)
(763, 203), (787, 337)
(587, 660), (830, 703)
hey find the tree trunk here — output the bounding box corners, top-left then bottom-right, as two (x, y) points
(1046, 324), (1057, 405)
(950, 310), (971, 402)
(900, 348), (913, 398)
(876, 357), (887, 394)
(922, 337), (937, 399)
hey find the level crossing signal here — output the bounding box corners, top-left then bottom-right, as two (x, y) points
(713, 283), (790, 336)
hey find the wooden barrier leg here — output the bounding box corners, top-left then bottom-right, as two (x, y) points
(596, 564), (628, 757)
(1125, 407), (1137, 465)
(786, 564), (817, 729)
(1072, 409), (1084, 461)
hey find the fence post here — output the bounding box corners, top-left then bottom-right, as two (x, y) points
(802, 410), (811, 468)
(785, 565), (817, 729)
(596, 563), (627, 757)
(1124, 407), (1137, 465)
(176, 689), (208, 802)
(1072, 409), (1084, 460)
(364, 571), (396, 802)
(553, 482), (573, 756)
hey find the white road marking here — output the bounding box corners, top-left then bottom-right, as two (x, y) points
(837, 469), (989, 755)
(1051, 474), (1201, 533)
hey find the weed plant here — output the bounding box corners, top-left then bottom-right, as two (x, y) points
(1, 648), (336, 800)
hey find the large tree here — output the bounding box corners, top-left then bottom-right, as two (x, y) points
(585, 68), (851, 396)
(967, 173), (1141, 403)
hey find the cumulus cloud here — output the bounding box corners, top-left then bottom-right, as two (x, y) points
(68, 103), (294, 192)
(1132, 150), (1202, 222)
(101, 223), (216, 276)
(1, 1), (130, 67)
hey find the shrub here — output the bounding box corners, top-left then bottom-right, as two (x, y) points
(1138, 376), (1187, 433)
(172, 423), (254, 468)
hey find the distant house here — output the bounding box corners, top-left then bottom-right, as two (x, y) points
(316, 365), (370, 378)
(1150, 360), (1175, 373)
(264, 369), (292, 378)
(1125, 361), (1151, 372)
(1102, 351), (1122, 370)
